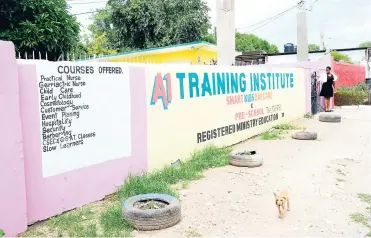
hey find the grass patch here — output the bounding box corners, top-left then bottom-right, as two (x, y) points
(181, 181), (190, 189)
(260, 123), (306, 140)
(273, 123), (301, 130)
(102, 145), (231, 236)
(304, 113), (313, 119)
(20, 146), (230, 237)
(185, 228), (202, 237)
(99, 205), (133, 237)
(45, 207), (97, 237)
(260, 131), (281, 140)
(359, 194), (371, 205)
(350, 193), (371, 236)
(350, 213), (369, 227)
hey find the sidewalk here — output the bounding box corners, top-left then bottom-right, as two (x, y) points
(137, 106), (371, 237)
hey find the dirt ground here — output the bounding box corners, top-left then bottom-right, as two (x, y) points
(136, 106), (371, 237)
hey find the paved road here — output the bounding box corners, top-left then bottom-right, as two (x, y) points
(137, 106), (371, 237)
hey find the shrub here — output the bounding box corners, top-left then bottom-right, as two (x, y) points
(335, 83), (368, 106)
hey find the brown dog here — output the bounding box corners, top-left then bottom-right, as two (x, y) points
(274, 190), (290, 218)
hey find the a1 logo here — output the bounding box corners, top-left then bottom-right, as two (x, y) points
(149, 73), (172, 110)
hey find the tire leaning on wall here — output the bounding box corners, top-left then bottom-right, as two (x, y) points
(122, 193), (181, 231)
(291, 131), (318, 140)
(319, 113), (341, 123)
(229, 151), (263, 167)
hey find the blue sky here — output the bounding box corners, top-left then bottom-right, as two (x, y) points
(70, 0), (371, 52)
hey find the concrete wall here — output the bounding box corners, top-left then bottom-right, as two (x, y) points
(0, 41), (312, 235)
(267, 49), (367, 65)
(267, 52), (331, 65)
(332, 61), (366, 88)
(146, 66), (307, 170)
(0, 41), (28, 237)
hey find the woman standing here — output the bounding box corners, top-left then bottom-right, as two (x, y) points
(319, 66), (338, 112)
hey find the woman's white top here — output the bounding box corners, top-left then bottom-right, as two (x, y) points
(319, 72), (338, 83)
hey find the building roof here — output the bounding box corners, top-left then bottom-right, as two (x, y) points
(87, 41), (217, 61)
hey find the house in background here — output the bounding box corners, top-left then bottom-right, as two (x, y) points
(86, 41), (221, 65)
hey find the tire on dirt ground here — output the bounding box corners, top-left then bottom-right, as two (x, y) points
(319, 113), (341, 123)
(122, 193), (181, 231)
(229, 151), (263, 167)
(291, 131), (317, 140)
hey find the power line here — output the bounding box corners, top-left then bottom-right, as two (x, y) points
(306, 0), (321, 11)
(72, 10), (101, 16)
(236, 2), (301, 30)
(68, 1), (107, 5)
(248, 8), (297, 33)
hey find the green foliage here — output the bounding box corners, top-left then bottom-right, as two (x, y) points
(308, 43), (320, 51)
(330, 51), (352, 63)
(78, 8), (119, 57)
(335, 83), (368, 106)
(108, 0), (211, 49)
(202, 33), (216, 44)
(0, 229), (4, 237)
(88, 8), (119, 50)
(83, 32), (117, 56)
(101, 146), (231, 236)
(202, 32), (280, 53)
(0, 0), (80, 60)
(359, 41), (371, 47)
(260, 131), (281, 140)
(235, 32), (279, 53)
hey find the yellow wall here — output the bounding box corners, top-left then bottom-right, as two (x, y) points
(95, 49), (217, 65)
(145, 66), (307, 170)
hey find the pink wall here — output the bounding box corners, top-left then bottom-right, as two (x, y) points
(332, 60), (366, 88)
(0, 41), (28, 235)
(0, 41), (148, 236)
(0, 40), (324, 236)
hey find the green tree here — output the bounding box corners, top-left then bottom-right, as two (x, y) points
(203, 32), (279, 53)
(88, 8), (119, 50)
(0, 0), (80, 60)
(308, 44), (320, 51)
(108, 0), (211, 49)
(83, 32), (117, 56)
(359, 41), (371, 47)
(235, 33), (279, 53)
(202, 33), (216, 44)
(331, 51), (352, 63)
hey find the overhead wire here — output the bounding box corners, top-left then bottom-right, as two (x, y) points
(236, 0), (323, 33)
(68, 1), (108, 5)
(236, 2), (301, 31)
(72, 10), (102, 15)
(247, 6), (298, 33)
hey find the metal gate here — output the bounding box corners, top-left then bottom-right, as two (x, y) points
(311, 71), (319, 114)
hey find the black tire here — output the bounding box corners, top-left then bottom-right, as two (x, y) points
(291, 131), (317, 140)
(229, 151), (263, 167)
(122, 193), (181, 231)
(319, 113), (341, 123)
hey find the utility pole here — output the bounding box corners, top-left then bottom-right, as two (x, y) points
(296, 0), (309, 61)
(216, 0), (236, 65)
(320, 32), (325, 50)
